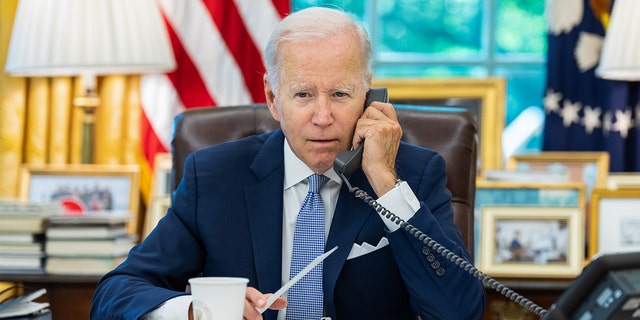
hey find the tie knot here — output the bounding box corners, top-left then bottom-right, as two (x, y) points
(308, 174), (329, 194)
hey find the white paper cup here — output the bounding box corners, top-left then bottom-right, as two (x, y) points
(188, 277), (249, 320)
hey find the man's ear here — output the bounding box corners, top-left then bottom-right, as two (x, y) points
(263, 75), (280, 121)
(264, 76), (275, 104)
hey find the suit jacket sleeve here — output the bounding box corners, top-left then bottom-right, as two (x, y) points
(90, 153), (205, 320)
(390, 148), (486, 319)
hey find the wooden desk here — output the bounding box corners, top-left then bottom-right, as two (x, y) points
(483, 279), (572, 320)
(0, 274), (101, 320)
(1, 274), (570, 320)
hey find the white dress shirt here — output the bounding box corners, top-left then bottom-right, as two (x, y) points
(143, 139), (420, 319)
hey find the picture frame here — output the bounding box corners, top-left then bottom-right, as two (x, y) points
(479, 206), (584, 278)
(19, 164), (141, 234)
(474, 180), (586, 261)
(506, 151), (610, 199)
(372, 77), (506, 174)
(143, 195), (171, 240)
(148, 152), (173, 203)
(589, 188), (640, 259)
(605, 172), (640, 189)
(506, 152), (609, 244)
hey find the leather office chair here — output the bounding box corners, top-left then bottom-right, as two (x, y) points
(171, 104), (478, 258)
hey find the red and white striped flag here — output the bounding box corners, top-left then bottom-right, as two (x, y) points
(139, 0), (290, 193)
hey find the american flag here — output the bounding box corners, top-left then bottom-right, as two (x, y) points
(543, 0), (640, 171)
(139, 0), (290, 195)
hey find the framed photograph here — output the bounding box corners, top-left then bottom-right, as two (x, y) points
(19, 164), (141, 234)
(373, 77), (506, 173)
(143, 195), (171, 240)
(474, 180), (586, 261)
(506, 151), (610, 199)
(589, 188), (640, 259)
(479, 206), (584, 278)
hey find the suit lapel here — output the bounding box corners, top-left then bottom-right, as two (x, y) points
(245, 130), (286, 294)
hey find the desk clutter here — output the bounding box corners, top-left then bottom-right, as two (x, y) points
(0, 287), (50, 320)
(0, 200), (136, 276)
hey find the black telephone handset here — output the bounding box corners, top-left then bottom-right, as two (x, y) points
(332, 88), (548, 319)
(334, 88), (388, 192)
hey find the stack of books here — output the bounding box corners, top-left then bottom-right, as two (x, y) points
(44, 213), (137, 275)
(0, 200), (63, 274)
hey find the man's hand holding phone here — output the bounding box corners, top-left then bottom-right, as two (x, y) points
(356, 100), (403, 197)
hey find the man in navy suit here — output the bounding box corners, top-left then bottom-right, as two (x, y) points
(90, 6), (486, 320)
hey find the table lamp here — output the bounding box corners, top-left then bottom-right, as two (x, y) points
(4, 0), (176, 163)
(596, 0), (640, 81)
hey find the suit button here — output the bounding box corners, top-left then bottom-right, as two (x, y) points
(426, 254), (435, 262)
(421, 247), (430, 256)
(431, 260), (440, 269)
(436, 267), (445, 276)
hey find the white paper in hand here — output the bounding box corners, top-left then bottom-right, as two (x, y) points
(256, 246), (338, 314)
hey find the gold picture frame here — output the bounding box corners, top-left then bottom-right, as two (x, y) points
(474, 180), (586, 261)
(143, 195), (171, 240)
(605, 172), (640, 189)
(19, 164), (141, 235)
(506, 152), (610, 191)
(372, 77), (506, 174)
(506, 152), (609, 257)
(589, 188), (640, 259)
(479, 206), (584, 278)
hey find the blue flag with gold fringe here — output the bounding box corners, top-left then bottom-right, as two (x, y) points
(543, 0), (640, 171)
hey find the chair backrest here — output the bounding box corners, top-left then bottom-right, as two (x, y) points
(171, 104), (478, 258)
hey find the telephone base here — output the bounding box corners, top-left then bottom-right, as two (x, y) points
(544, 251), (640, 320)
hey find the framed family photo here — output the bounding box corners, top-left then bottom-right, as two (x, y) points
(373, 77), (506, 174)
(19, 164), (141, 234)
(479, 206), (584, 278)
(589, 188), (640, 259)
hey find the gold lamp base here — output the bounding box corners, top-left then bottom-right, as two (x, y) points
(74, 91), (100, 164)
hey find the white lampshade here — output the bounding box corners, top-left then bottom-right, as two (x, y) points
(4, 0), (176, 86)
(596, 0), (640, 81)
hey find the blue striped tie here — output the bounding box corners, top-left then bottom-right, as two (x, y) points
(286, 174), (329, 320)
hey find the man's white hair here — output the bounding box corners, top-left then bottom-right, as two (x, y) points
(263, 7), (373, 95)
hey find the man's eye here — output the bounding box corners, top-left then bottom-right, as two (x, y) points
(295, 92), (309, 98)
(334, 92), (348, 98)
